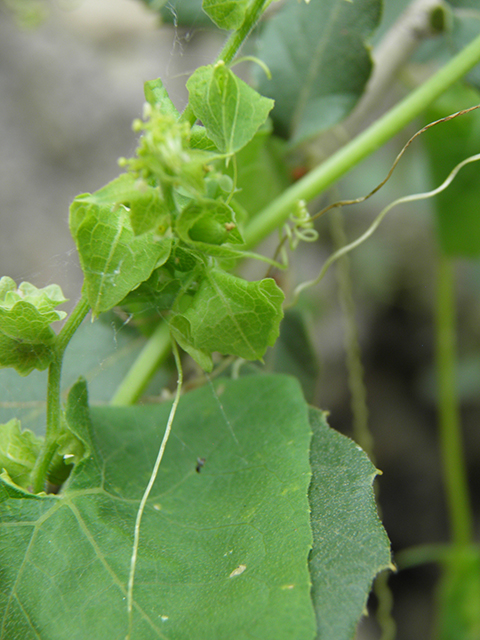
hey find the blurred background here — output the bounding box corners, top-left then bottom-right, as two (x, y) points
(1, 1), (480, 638)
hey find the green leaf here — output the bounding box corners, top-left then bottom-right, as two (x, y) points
(202, 0), (248, 30)
(308, 407), (392, 639)
(186, 62), (274, 155)
(423, 84), (480, 257)
(0, 277), (67, 376)
(47, 379), (94, 487)
(255, 0), (381, 143)
(0, 375), (316, 639)
(0, 419), (42, 489)
(176, 199), (244, 246)
(169, 269), (284, 371)
(69, 194), (172, 316)
(435, 547), (480, 640)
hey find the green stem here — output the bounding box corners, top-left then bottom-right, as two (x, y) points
(330, 211), (373, 457)
(31, 294), (90, 493)
(110, 321), (171, 406)
(217, 0), (270, 65)
(435, 255), (473, 547)
(244, 31), (480, 249)
(180, 0), (270, 127)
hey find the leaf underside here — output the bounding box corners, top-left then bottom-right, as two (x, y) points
(308, 408), (392, 640)
(255, 0), (381, 143)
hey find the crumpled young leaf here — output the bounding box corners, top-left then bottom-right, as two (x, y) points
(169, 269), (284, 371)
(69, 194), (172, 316)
(176, 199), (244, 246)
(186, 62), (274, 155)
(0, 277), (67, 375)
(0, 419), (43, 489)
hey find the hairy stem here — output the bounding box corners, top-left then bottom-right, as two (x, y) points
(110, 321), (171, 406)
(31, 294), (90, 493)
(435, 255), (473, 547)
(244, 31), (480, 248)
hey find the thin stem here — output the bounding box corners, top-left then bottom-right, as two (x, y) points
(217, 0), (270, 66)
(330, 211), (372, 456)
(31, 294), (90, 493)
(180, 0), (270, 127)
(243, 31), (480, 249)
(435, 255), (473, 547)
(110, 321), (171, 406)
(126, 338), (183, 639)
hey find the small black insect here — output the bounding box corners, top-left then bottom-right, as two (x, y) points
(196, 457), (206, 473)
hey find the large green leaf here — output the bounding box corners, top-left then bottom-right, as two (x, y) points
(70, 194), (172, 316)
(186, 63), (274, 155)
(255, 0), (381, 143)
(0, 375), (316, 640)
(308, 408), (392, 639)
(423, 84), (480, 257)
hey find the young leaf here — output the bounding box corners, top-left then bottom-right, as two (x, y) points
(169, 269), (284, 371)
(308, 408), (392, 639)
(0, 419), (43, 489)
(47, 379), (94, 487)
(176, 199), (244, 246)
(0, 277), (67, 375)
(255, 0), (381, 142)
(186, 62), (274, 154)
(0, 375), (316, 639)
(85, 173), (171, 237)
(202, 0), (248, 30)
(69, 195), (172, 316)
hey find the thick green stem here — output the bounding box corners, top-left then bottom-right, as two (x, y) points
(244, 31), (480, 248)
(110, 321), (171, 406)
(435, 255), (473, 547)
(31, 294), (90, 493)
(180, 0), (270, 127)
